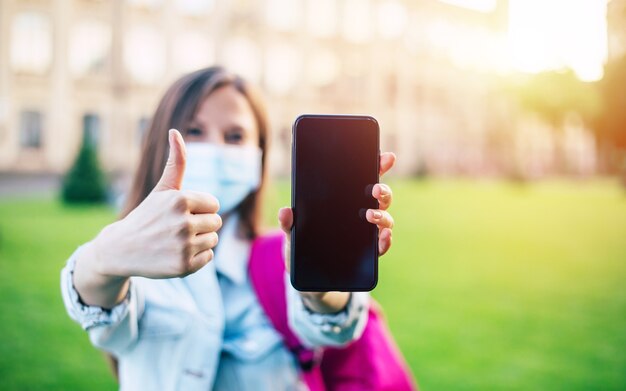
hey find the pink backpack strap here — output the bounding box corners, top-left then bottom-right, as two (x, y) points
(249, 231), (325, 391)
(250, 231), (418, 391)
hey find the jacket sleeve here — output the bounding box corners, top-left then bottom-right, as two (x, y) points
(60, 242), (144, 356)
(285, 273), (369, 348)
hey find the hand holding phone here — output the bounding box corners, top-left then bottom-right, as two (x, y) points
(288, 115), (394, 292)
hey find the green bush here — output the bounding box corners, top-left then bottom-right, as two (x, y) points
(61, 141), (107, 203)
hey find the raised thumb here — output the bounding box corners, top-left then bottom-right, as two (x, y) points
(154, 129), (186, 192)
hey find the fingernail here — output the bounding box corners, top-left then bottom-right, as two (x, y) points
(373, 211), (382, 219)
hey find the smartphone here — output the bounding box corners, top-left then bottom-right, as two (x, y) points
(291, 114), (380, 292)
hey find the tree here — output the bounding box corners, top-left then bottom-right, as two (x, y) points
(595, 54), (626, 174)
(502, 69), (604, 175)
(61, 140), (108, 204)
(506, 69), (601, 129)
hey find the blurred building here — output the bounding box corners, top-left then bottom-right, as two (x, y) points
(0, 0), (598, 180)
(607, 0), (626, 60)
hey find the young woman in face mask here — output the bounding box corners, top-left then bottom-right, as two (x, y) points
(60, 67), (397, 390)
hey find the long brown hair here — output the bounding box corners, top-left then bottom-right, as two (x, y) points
(121, 66), (270, 238)
(106, 66), (270, 379)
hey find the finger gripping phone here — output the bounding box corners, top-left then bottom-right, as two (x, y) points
(291, 114), (380, 292)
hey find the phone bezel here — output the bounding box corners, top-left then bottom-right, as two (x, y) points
(290, 114), (380, 292)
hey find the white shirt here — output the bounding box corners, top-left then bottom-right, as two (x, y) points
(60, 215), (370, 390)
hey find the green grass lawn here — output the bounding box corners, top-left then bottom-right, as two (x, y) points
(1, 179), (625, 390)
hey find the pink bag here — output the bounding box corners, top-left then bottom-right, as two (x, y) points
(249, 231), (418, 391)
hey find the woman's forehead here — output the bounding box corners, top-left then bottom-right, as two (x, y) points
(193, 85), (257, 130)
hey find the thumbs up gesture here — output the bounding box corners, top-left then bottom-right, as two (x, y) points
(91, 129), (222, 279)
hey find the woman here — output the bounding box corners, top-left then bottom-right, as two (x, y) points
(60, 67), (397, 390)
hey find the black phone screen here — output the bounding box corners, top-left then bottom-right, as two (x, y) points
(291, 115), (379, 291)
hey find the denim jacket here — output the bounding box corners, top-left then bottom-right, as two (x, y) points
(60, 216), (370, 391)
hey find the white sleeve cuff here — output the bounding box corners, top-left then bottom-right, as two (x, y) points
(285, 273), (370, 348)
(60, 243), (132, 331)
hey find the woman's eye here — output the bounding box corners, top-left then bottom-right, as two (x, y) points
(186, 127), (203, 137)
(224, 131), (244, 144)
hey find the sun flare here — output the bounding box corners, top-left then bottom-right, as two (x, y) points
(508, 0), (608, 81)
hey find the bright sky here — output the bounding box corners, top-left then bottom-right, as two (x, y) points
(441, 0), (609, 82)
(508, 0), (608, 81)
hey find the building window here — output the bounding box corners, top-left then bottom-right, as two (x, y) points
(341, 0), (372, 43)
(69, 20), (112, 77)
(83, 113), (101, 147)
(127, 0), (164, 10)
(173, 32), (214, 74)
(20, 110), (43, 149)
(306, 0), (337, 38)
(10, 12), (53, 75)
(377, 1), (408, 40)
(265, 0), (301, 32)
(264, 42), (300, 96)
(223, 37), (261, 83)
(124, 25), (166, 84)
(306, 47), (340, 87)
(137, 116), (150, 145)
(175, 0), (214, 15)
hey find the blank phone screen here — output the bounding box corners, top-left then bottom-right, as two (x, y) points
(291, 115), (379, 291)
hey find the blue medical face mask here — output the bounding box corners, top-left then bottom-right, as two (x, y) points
(181, 142), (262, 214)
